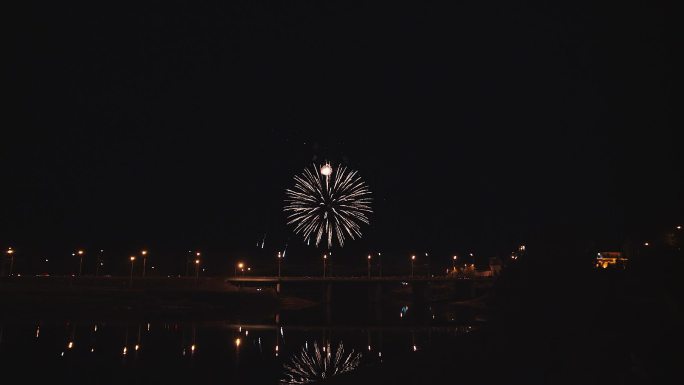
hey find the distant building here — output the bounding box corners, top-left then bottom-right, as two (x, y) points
(595, 251), (627, 269)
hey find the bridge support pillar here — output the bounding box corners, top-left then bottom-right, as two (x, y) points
(370, 283), (382, 303)
(324, 283), (332, 303)
(411, 281), (429, 303)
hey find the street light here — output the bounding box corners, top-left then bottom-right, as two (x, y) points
(425, 252), (430, 277)
(452, 255), (457, 272)
(95, 250), (104, 276)
(187, 251), (200, 276)
(129, 256), (136, 286)
(77, 250), (85, 276)
(141, 250), (148, 277)
(378, 252), (382, 277)
(277, 252), (282, 278)
(236, 262), (244, 277)
(6, 247), (15, 277)
(194, 259), (200, 281)
(367, 254), (372, 278)
(323, 254), (328, 278)
(411, 255), (415, 278)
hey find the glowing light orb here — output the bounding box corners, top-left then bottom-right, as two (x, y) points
(320, 163), (333, 176)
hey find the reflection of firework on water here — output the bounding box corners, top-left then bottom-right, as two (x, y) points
(281, 341), (361, 384)
(285, 164), (372, 248)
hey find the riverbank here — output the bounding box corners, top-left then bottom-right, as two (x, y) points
(0, 276), (284, 321)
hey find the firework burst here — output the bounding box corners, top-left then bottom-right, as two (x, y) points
(281, 341), (361, 384)
(285, 163), (372, 248)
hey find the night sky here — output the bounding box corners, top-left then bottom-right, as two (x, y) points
(4, 1), (678, 271)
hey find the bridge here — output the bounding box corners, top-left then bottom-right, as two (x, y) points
(225, 275), (486, 283)
(224, 275), (493, 302)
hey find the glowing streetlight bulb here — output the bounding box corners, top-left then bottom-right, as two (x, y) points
(235, 338), (241, 347)
(77, 250), (84, 255)
(141, 250), (147, 256)
(195, 259), (200, 265)
(130, 256), (136, 261)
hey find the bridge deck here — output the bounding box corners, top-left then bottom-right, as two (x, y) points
(224, 276), (486, 283)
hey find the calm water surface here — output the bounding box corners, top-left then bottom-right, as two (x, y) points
(0, 302), (476, 384)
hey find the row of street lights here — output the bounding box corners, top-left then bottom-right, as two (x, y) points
(8, 247), (474, 279)
(1, 248), (196, 278)
(270, 251), (467, 278)
(7, 224), (682, 278)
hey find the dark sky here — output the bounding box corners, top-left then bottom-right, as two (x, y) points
(3, 1), (678, 271)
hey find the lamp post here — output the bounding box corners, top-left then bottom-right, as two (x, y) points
(425, 252), (430, 277)
(194, 259), (200, 282)
(186, 251), (199, 276)
(410, 255), (415, 278)
(323, 254), (328, 278)
(452, 255), (457, 272)
(378, 252), (382, 277)
(193, 252), (200, 277)
(367, 254), (372, 278)
(236, 262), (244, 277)
(129, 256), (136, 286)
(6, 248), (15, 277)
(141, 250), (148, 277)
(277, 252), (282, 278)
(95, 250), (104, 277)
(77, 250), (85, 276)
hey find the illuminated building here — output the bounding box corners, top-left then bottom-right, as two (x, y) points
(595, 251), (628, 269)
